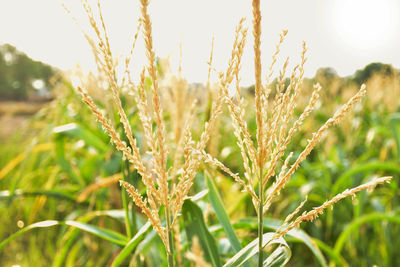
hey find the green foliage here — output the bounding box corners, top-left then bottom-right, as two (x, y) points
(111, 222), (151, 266)
(223, 232), (290, 267)
(183, 200), (222, 267)
(206, 173), (242, 253)
(0, 67), (399, 266)
(0, 44), (56, 100)
(353, 62), (398, 85)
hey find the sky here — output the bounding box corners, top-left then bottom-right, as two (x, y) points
(1, 0), (399, 86)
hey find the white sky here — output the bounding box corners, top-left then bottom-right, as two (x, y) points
(1, 0), (399, 86)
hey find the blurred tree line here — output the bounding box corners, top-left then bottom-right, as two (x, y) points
(246, 62), (399, 95)
(0, 44), (56, 101)
(316, 62), (398, 85)
(1, 42), (397, 101)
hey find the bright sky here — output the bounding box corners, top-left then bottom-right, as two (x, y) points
(1, 0), (399, 86)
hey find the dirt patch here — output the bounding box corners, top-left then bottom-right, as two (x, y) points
(0, 101), (46, 140)
(0, 101), (44, 116)
(0, 115), (31, 140)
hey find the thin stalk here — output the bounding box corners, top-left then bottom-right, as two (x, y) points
(258, 168), (264, 267)
(121, 161), (132, 239)
(166, 205), (175, 267)
(125, 160), (138, 235)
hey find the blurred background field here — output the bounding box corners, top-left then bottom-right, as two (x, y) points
(0, 41), (399, 266)
(1, 0), (400, 266)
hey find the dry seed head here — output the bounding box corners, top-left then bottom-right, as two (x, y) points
(75, 0), (250, 257)
(76, 0), (173, 246)
(196, 149), (259, 201)
(206, 36), (215, 93)
(172, 99), (197, 177)
(140, 0), (169, 207)
(220, 22), (257, 177)
(275, 176), (392, 239)
(77, 86), (161, 205)
(262, 83), (322, 186)
(263, 84), (367, 213)
(171, 82), (226, 221)
(266, 29), (288, 85)
(276, 195), (308, 233)
(97, 0), (111, 56)
(121, 18), (142, 87)
(119, 180), (166, 246)
(74, 1), (381, 262)
(252, 0), (265, 167)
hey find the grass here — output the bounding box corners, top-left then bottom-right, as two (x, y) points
(0, 0), (399, 266)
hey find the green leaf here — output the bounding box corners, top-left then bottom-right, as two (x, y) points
(312, 239), (349, 267)
(332, 161), (400, 194)
(0, 189), (85, 204)
(334, 212), (400, 255)
(111, 222), (151, 267)
(54, 135), (84, 186)
(53, 210), (126, 267)
(206, 174), (242, 252)
(8, 138), (38, 200)
(223, 232), (290, 267)
(65, 221), (128, 245)
(263, 244), (291, 267)
(53, 123), (108, 153)
(389, 113), (400, 161)
(276, 226), (326, 267)
(0, 220), (128, 252)
(212, 217), (327, 267)
(0, 220), (59, 252)
(182, 199), (222, 267)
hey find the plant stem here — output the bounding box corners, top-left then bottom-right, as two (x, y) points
(121, 161), (132, 239)
(166, 205), (175, 267)
(126, 160), (138, 235)
(258, 167), (264, 267)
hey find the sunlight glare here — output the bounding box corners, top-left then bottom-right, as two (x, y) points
(332, 0), (399, 50)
